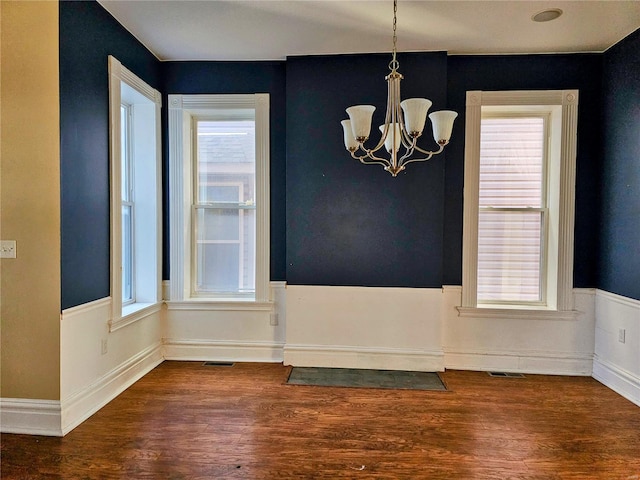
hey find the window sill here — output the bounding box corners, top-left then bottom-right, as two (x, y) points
(110, 302), (162, 332)
(455, 306), (580, 321)
(165, 300), (274, 312)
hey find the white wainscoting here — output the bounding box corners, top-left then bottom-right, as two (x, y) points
(443, 287), (595, 375)
(283, 285), (600, 375)
(163, 281), (286, 362)
(284, 285), (444, 371)
(7, 284), (635, 437)
(2, 297), (163, 437)
(61, 342), (163, 435)
(593, 289), (640, 406)
(60, 297), (163, 435)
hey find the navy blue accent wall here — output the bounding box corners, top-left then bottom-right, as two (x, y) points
(62, 1), (636, 302)
(59, 1), (161, 309)
(162, 62), (287, 281)
(445, 54), (604, 287)
(599, 30), (640, 301)
(286, 53), (448, 287)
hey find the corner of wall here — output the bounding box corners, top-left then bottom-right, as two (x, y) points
(60, 298), (163, 435)
(592, 289), (640, 406)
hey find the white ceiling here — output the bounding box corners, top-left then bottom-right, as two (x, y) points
(98, 0), (640, 61)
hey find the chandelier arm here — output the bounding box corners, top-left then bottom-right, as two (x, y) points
(363, 150), (393, 165)
(353, 140), (390, 162)
(399, 142), (446, 168)
(350, 150), (392, 168)
(364, 125), (390, 157)
(397, 144), (417, 166)
(361, 158), (392, 168)
(353, 142), (385, 159)
(368, 133), (389, 155)
(399, 133), (416, 151)
(412, 143), (446, 157)
(397, 134), (433, 166)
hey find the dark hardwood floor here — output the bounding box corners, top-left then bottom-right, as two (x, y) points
(2, 361), (639, 479)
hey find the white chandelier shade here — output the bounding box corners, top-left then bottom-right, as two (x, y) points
(379, 123), (401, 153)
(401, 98), (432, 135)
(429, 110), (458, 145)
(345, 105), (376, 140)
(340, 0), (457, 177)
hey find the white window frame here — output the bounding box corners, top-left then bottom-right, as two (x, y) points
(459, 90), (579, 319)
(108, 56), (162, 330)
(168, 94), (270, 307)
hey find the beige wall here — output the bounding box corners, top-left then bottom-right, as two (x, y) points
(1, 1), (61, 400)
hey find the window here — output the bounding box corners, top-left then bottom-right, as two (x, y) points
(478, 114), (548, 305)
(108, 56), (162, 329)
(460, 90), (578, 315)
(121, 103), (134, 305)
(193, 119), (256, 297)
(168, 94), (270, 304)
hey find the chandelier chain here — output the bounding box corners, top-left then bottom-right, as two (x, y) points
(390, 0), (399, 72)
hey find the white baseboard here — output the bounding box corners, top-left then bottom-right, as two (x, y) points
(593, 355), (640, 407)
(61, 342), (163, 435)
(284, 344), (444, 372)
(444, 349), (593, 376)
(163, 339), (284, 363)
(0, 398), (63, 437)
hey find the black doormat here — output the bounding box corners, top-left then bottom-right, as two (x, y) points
(287, 367), (446, 391)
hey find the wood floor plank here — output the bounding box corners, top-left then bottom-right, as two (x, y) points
(1, 362), (639, 479)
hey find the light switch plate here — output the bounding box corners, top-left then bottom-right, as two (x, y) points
(0, 240), (16, 258)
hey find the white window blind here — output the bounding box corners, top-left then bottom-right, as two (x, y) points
(477, 116), (547, 303)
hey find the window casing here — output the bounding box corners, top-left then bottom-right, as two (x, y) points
(168, 94), (270, 304)
(460, 90), (578, 316)
(108, 56), (162, 330)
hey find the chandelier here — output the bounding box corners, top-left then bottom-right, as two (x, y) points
(341, 0), (458, 177)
